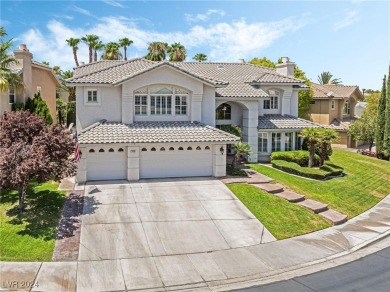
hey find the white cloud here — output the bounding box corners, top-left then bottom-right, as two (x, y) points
(102, 0), (125, 8)
(16, 15), (307, 70)
(185, 9), (226, 23)
(334, 10), (359, 31)
(72, 6), (93, 17)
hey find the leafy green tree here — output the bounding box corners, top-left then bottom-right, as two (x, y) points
(168, 42), (186, 62)
(119, 37), (133, 61)
(66, 101), (76, 127)
(52, 65), (61, 75)
(295, 66), (313, 119)
(383, 66), (390, 158)
(61, 70), (76, 101)
(145, 42), (168, 61)
(219, 124), (242, 138)
(248, 57), (276, 68)
(231, 141), (251, 168)
(375, 75), (387, 155)
(33, 92), (53, 125)
(300, 127), (321, 167)
(41, 61), (50, 66)
(317, 71), (342, 85)
(102, 42), (122, 60)
(318, 128), (339, 166)
(81, 34), (99, 63)
(93, 40), (105, 62)
(56, 98), (66, 125)
(348, 111), (376, 152)
(193, 53), (207, 62)
(66, 37), (81, 67)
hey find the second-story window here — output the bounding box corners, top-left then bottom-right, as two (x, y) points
(9, 89), (15, 104)
(87, 90), (98, 102)
(151, 95), (172, 115)
(135, 95), (148, 115)
(264, 90), (279, 109)
(343, 100), (350, 115)
(216, 103), (231, 120)
(330, 100), (335, 110)
(175, 95), (188, 115)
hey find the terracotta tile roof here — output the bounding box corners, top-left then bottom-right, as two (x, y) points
(326, 117), (357, 131)
(312, 83), (362, 99)
(66, 58), (306, 99)
(78, 121), (240, 144)
(258, 114), (322, 130)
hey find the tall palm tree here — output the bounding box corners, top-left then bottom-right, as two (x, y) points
(93, 40), (105, 62)
(193, 53), (207, 62)
(300, 127), (321, 168)
(81, 34), (99, 63)
(101, 42), (122, 60)
(317, 71), (342, 85)
(318, 129), (339, 166)
(167, 42), (186, 62)
(145, 41), (168, 61)
(119, 37), (133, 61)
(65, 38), (81, 67)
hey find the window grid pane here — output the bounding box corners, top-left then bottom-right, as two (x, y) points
(272, 133), (281, 152)
(285, 133), (292, 151)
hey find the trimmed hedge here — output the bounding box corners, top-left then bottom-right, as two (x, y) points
(271, 150), (320, 167)
(271, 160), (343, 180)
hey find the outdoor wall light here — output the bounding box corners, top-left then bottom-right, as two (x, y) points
(220, 146), (224, 155)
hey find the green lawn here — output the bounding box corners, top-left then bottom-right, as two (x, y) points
(227, 184), (330, 239)
(249, 149), (390, 218)
(0, 181), (65, 261)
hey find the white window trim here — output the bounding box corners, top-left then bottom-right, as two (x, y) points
(134, 95), (148, 115)
(264, 90), (279, 110)
(84, 88), (101, 106)
(258, 132), (268, 153)
(175, 94), (188, 116)
(330, 100), (335, 110)
(9, 89), (15, 104)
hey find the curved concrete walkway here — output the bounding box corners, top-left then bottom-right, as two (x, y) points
(1, 183), (389, 292)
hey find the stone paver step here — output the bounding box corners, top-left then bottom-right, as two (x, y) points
(252, 183), (284, 194)
(274, 190), (305, 203)
(319, 209), (348, 225)
(297, 199), (328, 214)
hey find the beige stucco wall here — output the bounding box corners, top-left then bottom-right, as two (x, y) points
(32, 67), (57, 121)
(0, 93), (12, 115)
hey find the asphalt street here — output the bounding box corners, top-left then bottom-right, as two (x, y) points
(236, 246), (390, 292)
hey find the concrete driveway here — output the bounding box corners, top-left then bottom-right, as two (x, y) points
(80, 177), (275, 261)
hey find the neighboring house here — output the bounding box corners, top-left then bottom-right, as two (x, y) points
(0, 44), (60, 119)
(309, 83), (363, 147)
(67, 57), (314, 182)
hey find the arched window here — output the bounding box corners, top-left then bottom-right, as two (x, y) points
(99, 149), (105, 152)
(187, 146), (192, 150)
(160, 147), (166, 151)
(178, 147), (184, 150)
(151, 147), (156, 151)
(118, 148), (124, 152)
(89, 149), (95, 153)
(216, 103), (231, 120)
(196, 146), (201, 150)
(264, 90), (279, 109)
(108, 148), (114, 152)
(169, 147), (175, 151)
(205, 146), (210, 150)
(141, 148), (147, 151)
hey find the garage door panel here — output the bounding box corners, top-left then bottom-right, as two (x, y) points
(87, 151), (127, 181)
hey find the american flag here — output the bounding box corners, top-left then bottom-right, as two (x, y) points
(74, 130), (81, 162)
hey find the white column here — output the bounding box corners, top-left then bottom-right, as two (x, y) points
(76, 146), (87, 183)
(242, 101), (259, 162)
(127, 146), (139, 181)
(281, 133), (285, 151)
(191, 93), (202, 122)
(212, 144), (226, 177)
(122, 92), (133, 124)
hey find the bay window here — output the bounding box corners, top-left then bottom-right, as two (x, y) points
(151, 95), (172, 115)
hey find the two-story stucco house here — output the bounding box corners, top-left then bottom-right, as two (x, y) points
(0, 44), (60, 119)
(67, 57), (317, 182)
(309, 83), (363, 147)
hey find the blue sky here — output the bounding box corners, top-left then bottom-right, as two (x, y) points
(1, 0), (389, 89)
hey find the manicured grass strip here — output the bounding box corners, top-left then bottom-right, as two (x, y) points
(249, 149), (390, 219)
(227, 183), (330, 240)
(0, 181), (65, 262)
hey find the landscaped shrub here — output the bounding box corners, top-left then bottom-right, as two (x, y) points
(271, 160), (343, 180)
(271, 150), (320, 167)
(302, 137), (333, 160)
(66, 101), (76, 127)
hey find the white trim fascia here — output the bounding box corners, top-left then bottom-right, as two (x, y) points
(66, 83), (114, 87)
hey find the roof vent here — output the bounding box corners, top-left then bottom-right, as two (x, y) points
(217, 65), (224, 69)
(79, 61), (85, 66)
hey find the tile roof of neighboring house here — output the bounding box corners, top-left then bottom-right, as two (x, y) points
(8, 62), (22, 74)
(67, 58), (306, 99)
(258, 114), (322, 130)
(78, 121), (240, 144)
(326, 117), (357, 131)
(312, 83), (362, 99)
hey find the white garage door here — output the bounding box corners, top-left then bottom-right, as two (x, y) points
(87, 147), (127, 181)
(140, 145), (212, 178)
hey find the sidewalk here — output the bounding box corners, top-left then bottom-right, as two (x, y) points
(1, 195), (389, 292)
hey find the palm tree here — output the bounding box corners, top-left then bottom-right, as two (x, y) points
(61, 70), (76, 101)
(167, 42), (186, 62)
(52, 66), (61, 75)
(300, 127), (321, 168)
(318, 129), (339, 166)
(193, 53), (207, 62)
(81, 34), (99, 63)
(145, 41), (168, 61)
(65, 38), (81, 67)
(119, 37), (133, 61)
(93, 40), (105, 62)
(231, 141), (251, 168)
(317, 71), (342, 85)
(101, 42), (122, 60)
